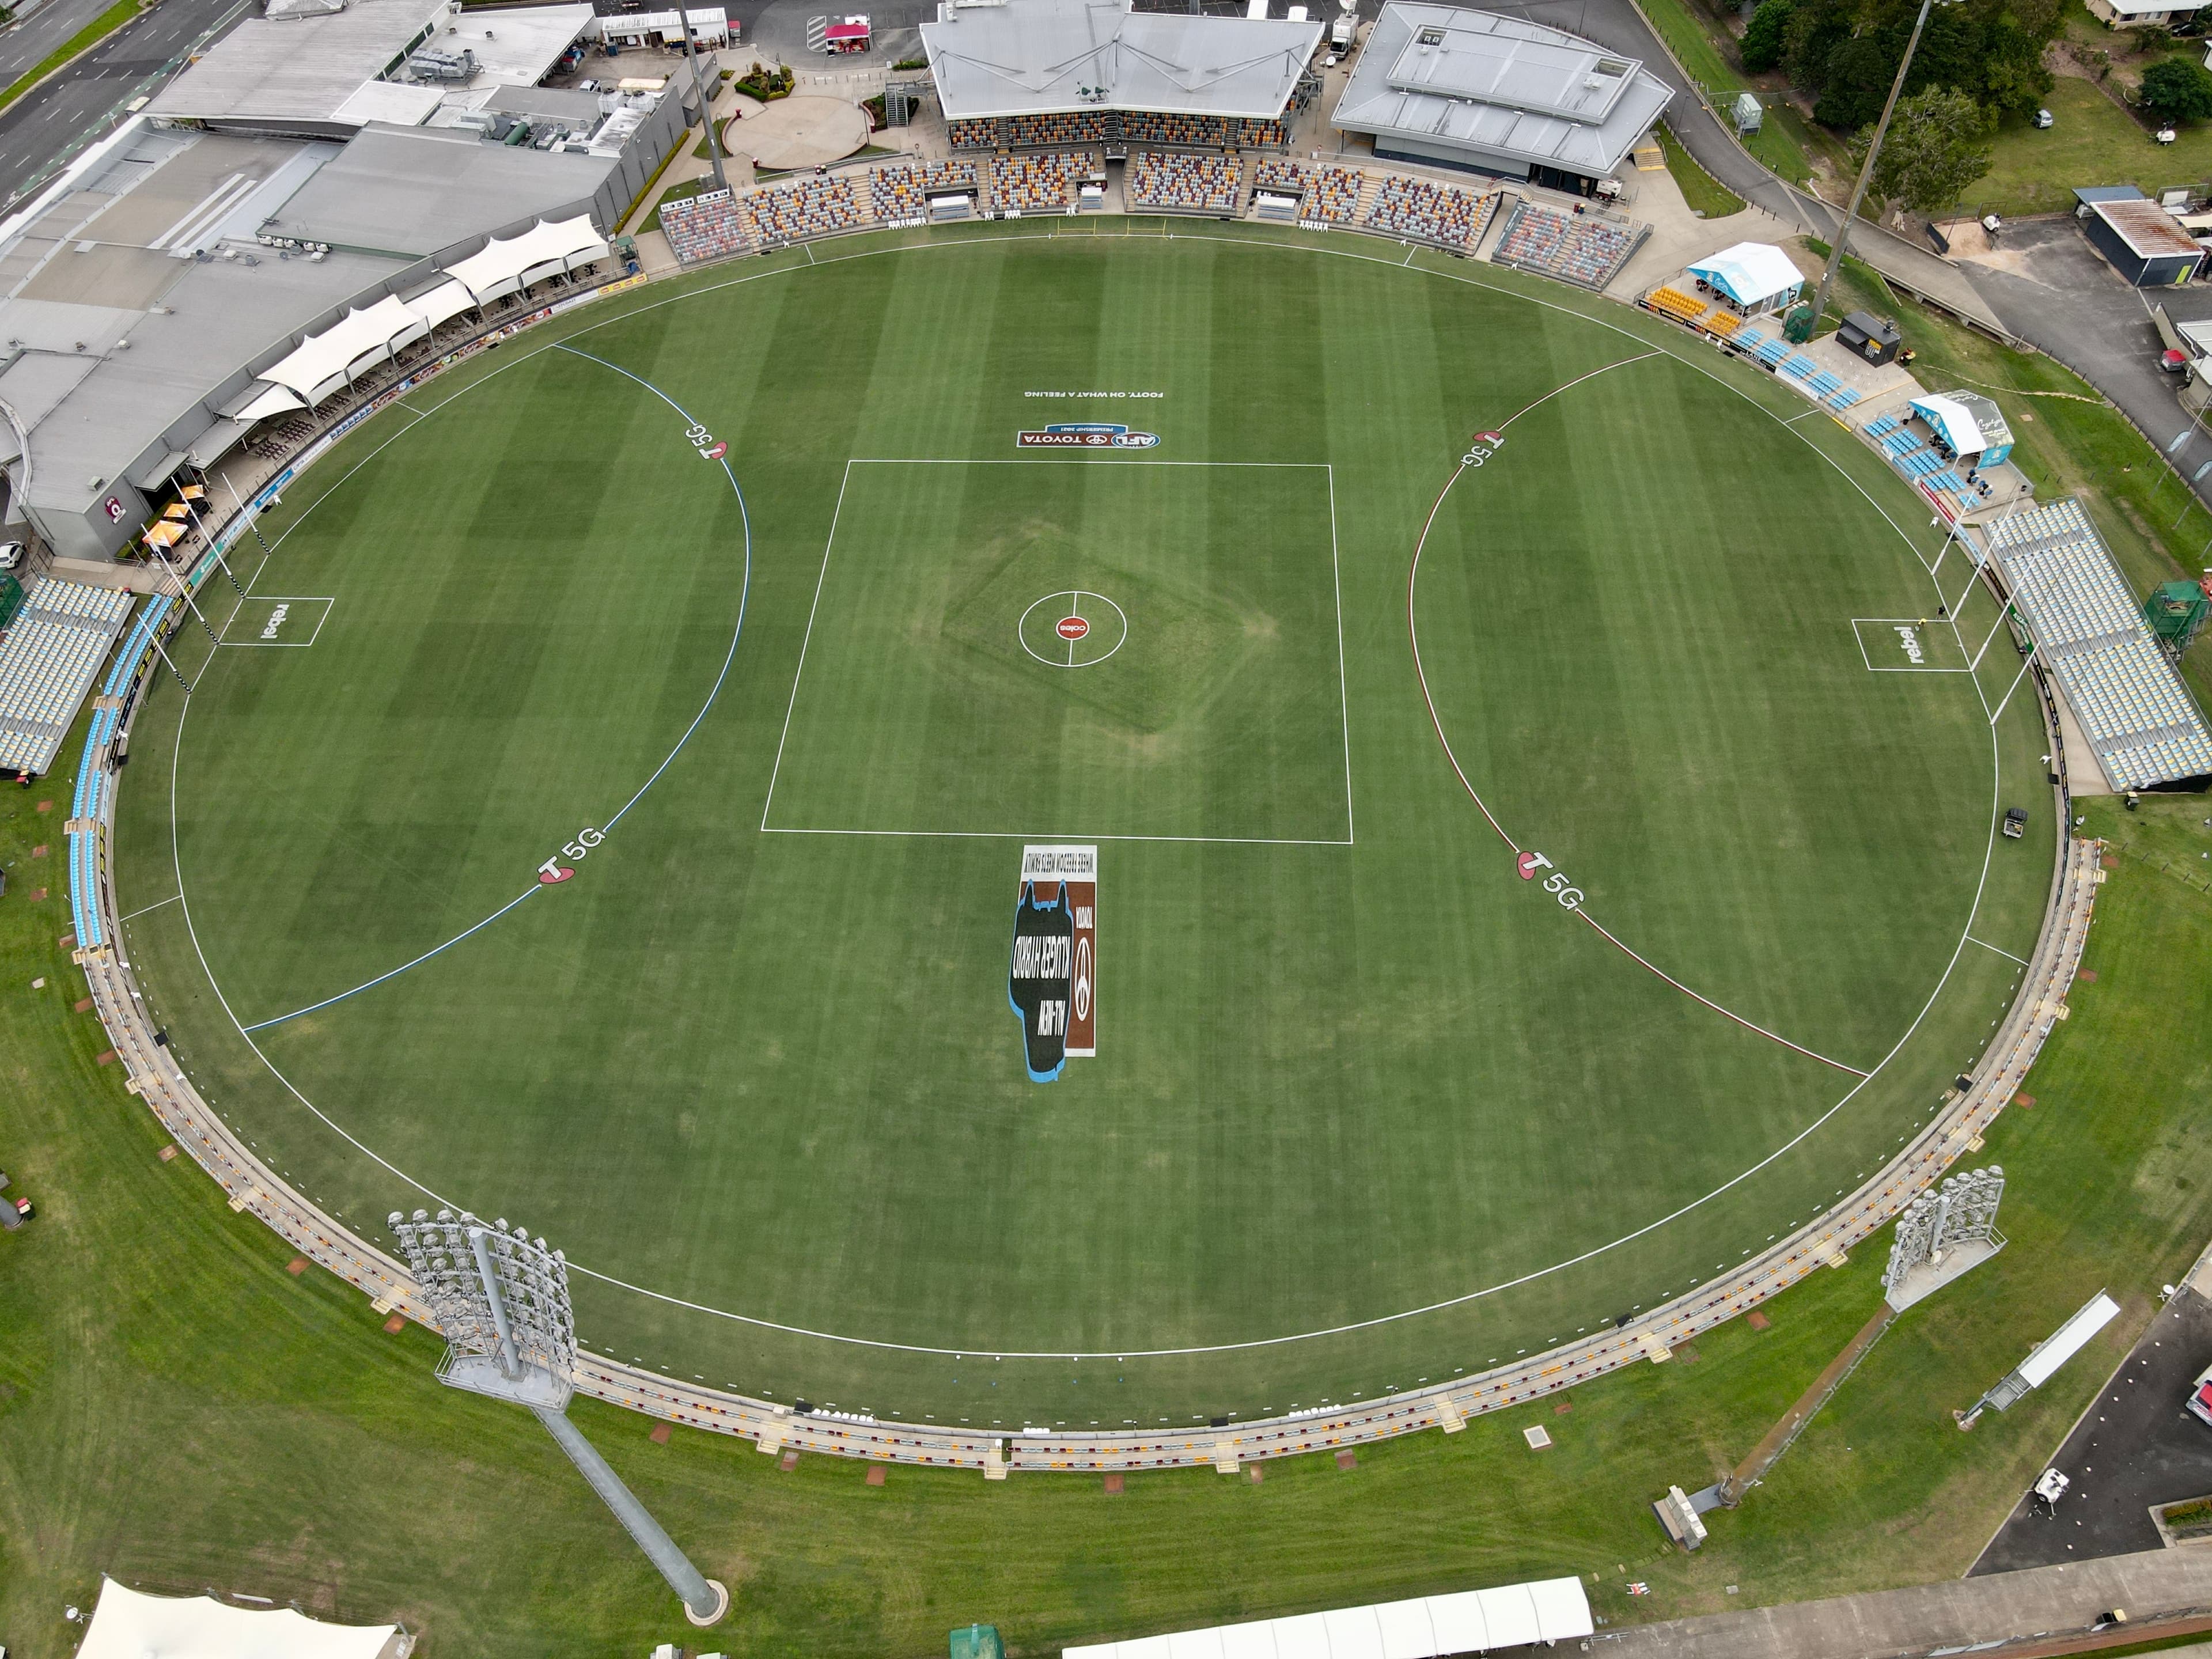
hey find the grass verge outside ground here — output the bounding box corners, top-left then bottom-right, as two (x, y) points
(1975, 78), (2212, 219)
(0, 0), (141, 115)
(1630, 0), (1823, 183)
(1656, 126), (1746, 219)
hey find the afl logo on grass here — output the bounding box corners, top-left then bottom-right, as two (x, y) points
(1008, 844), (1097, 1082)
(1016, 423), (1160, 450)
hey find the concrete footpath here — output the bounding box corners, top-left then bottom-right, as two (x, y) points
(1597, 1547), (2212, 1657)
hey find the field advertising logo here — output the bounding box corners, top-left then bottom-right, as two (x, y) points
(1016, 423), (1160, 450)
(1007, 844), (1097, 1082)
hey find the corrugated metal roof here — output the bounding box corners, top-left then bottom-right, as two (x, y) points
(921, 0), (1320, 121)
(2092, 196), (2203, 262)
(1332, 5), (1670, 176)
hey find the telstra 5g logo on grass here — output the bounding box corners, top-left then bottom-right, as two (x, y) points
(1516, 850), (1584, 911)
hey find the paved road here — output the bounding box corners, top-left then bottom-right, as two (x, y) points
(0, 0), (249, 210)
(1974, 1286), (2212, 1574)
(0, 0), (115, 88)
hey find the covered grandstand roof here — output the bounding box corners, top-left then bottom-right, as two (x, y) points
(1685, 241), (1800, 308)
(921, 0), (1321, 121)
(1332, 5), (1672, 180)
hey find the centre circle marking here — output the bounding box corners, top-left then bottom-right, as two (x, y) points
(1020, 589), (1127, 668)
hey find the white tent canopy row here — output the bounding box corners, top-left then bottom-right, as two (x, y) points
(1064, 1577), (1592, 1659)
(78, 1578), (404, 1659)
(233, 215), (608, 418)
(1684, 240), (1802, 310)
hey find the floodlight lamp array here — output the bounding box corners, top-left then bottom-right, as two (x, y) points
(1882, 1165), (2005, 1294)
(389, 1208), (577, 1382)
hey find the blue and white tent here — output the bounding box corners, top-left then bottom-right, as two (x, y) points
(1685, 241), (1803, 312)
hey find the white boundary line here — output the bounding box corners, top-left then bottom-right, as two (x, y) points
(760, 456), (1355, 847)
(130, 224), (2046, 1363)
(1969, 934), (2032, 967)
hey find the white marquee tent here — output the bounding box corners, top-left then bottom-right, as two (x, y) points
(1064, 1577), (1592, 1659)
(78, 1578), (404, 1659)
(1684, 241), (1803, 312)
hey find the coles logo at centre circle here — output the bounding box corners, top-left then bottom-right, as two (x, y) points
(1056, 616), (1090, 641)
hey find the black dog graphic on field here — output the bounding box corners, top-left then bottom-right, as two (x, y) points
(1007, 880), (1075, 1082)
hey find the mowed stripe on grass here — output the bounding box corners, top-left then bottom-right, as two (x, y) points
(111, 230), (2052, 1423)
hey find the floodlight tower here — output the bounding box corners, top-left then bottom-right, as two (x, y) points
(1807, 0), (1961, 331)
(390, 1210), (729, 1626)
(675, 0), (729, 196)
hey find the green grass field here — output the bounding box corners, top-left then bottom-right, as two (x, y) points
(107, 222), (2054, 1431)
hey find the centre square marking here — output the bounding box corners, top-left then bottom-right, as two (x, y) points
(1019, 589), (1127, 669)
(761, 457), (1354, 846)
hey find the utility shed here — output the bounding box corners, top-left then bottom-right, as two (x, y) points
(1837, 310), (1902, 366)
(2075, 186), (2205, 286)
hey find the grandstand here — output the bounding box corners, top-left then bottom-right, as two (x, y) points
(659, 188), (755, 264)
(0, 577), (135, 776)
(1361, 175), (1496, 251)
(1490, 199), (1645, 290)
(989, 150), (1097, 213)
(745, 175), (861, 244)
(1128, 151), (1240, 216)
(1984, 498), (2212, 789)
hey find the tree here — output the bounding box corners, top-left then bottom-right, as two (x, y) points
(1815, 34), (1897, 127)
(1855, 87), (1993, 213)
(2141, 56), (2212, 123)
(1740, 0), (1794, 71)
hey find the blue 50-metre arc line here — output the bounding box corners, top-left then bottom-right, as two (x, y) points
(240, 346), (753, 1034)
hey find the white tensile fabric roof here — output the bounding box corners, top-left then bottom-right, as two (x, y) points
(1063, 1578), (1593, 1659)
(405, 276), (481, 330)
(441, 214), (608, 304)
(238, 215), (605, 417)
(78, 1579), (400, 1659)
(1685, 241), (1801, 308)
(256, 293), (418, 402)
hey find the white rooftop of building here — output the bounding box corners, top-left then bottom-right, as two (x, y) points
(147, 0), (596, 131)
(921, 0), (1321, 121)
(1333, 4), (1672, 177)
(147, 0), (452, 126)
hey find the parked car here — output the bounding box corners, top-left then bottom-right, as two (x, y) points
(2034, 107), (2054, 128)
(0, 541), (22, 571)
(2187, 1360), (2212, 1427)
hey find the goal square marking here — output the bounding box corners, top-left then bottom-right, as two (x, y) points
(221, 596), (334, 649)
(762, 458), (1354, 846)
(1851, 617), (1969, 673)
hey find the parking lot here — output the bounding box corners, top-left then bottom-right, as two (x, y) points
(1974, 1285), (2212, 1574)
